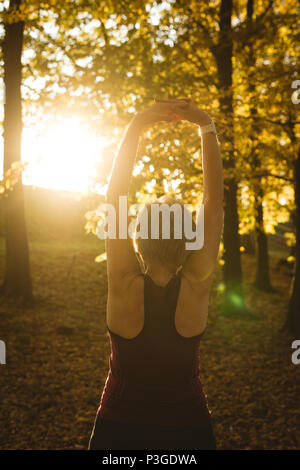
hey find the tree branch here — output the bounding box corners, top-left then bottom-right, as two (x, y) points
(250, 172), (293, 183)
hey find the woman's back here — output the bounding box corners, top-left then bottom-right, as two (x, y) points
(97, 271), (212, 428)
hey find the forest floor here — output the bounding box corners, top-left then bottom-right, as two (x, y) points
(0, 236), (299, 450)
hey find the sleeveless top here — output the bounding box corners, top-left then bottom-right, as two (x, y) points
(97, 271), (212, 428)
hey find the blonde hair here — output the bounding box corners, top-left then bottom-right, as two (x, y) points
(134, 195), (195, 269)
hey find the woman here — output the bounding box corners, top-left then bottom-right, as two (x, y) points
(89, 98), (223, 450)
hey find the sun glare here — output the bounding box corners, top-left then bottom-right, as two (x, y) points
(20, 117), (107, 192)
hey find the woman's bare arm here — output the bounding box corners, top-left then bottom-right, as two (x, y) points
(105, 105), (174, 289)
(164, 100), (224, 286)
(106, 119), (142, 205)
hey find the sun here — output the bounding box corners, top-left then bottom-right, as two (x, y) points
(21, 117), (107, 192)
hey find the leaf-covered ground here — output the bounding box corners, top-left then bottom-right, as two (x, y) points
(0, 237), (299, 450)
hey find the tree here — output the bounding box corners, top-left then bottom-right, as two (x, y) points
(1, 0), (33, 301)
(249, 0), (299, 333)
(154, 0), (247, 313)
(0, 0), (123, 300)
(213, 0), (246, 313)
(244, 0), (273, 291)
(287, 142), (300, 336)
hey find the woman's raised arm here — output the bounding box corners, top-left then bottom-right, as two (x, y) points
(161, 100), (224, 287)
(105, 104), (174, 287)
(106, 104), (174, 204)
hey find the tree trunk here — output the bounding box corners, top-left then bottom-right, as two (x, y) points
(254, 186), (273, 290)
(246, 0), (273, 291)
(1, 0), (33, 302)
(214, 0), (247, 314)
(287, 148), (300, 336)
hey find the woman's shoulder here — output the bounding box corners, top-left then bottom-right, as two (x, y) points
(108, 271), (144, 294)
(107, 272), (145, 313)
(181, 269), (214, 297)
(175, 273), (210, 338)
(107, 273), (145, 339)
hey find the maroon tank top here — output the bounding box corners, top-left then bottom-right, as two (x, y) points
(97, 271), (212, 428)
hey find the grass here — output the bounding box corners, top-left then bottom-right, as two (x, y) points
(0, 235), (299, 450)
